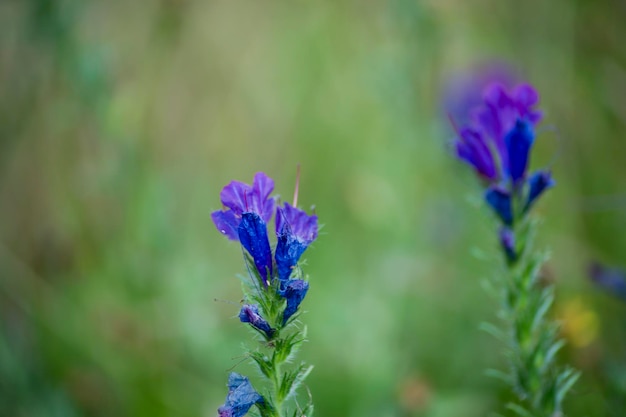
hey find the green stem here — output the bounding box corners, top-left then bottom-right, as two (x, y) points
(497, 219), (579, 417)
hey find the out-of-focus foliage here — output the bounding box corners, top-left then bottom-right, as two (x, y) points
(0, 0), (625, 416)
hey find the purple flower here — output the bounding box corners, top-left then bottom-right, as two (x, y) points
(238, 212), (273, 284)
(279, 279), (309, 325)
(218, 372), (264, 417)
(275, 203), (319, 283)
(454, 83), (542, 182)
(443, 63), (517, 126)
(471, 83), (542, 172)
(239, 304), (275, 339)
(455, 127), (498, 181)
(212, 173), (276, 241)
(589, 262), (626, 301)
(450, 80), (554, 226)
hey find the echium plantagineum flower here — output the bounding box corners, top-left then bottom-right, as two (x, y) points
(218, 373), (264, 417)
(452, 82), (555, 262)
(211, 172), (318, 329)
(212, 170), (318, 417)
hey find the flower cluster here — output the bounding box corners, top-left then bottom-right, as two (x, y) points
(212, 172), (318, 416)
(212, 172), (318, 331)
(453, 83), (555, 262)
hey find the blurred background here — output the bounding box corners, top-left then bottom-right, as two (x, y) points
(1, 0), (626, 416)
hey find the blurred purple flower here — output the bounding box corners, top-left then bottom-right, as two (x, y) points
(453, 83), (542, 183)
(450, 79), (554, 229)
(472, 83), (542, 172)
(239, 304), (275, 339)
(455, 127), (498, 181)
(218, 372), (264, 417)
(589, 262), (626, 301)
(443, 63), (517, 126)
(212, 172), (276, 241)
(275, 203), (319, 283)
(279, 279), (309, 324)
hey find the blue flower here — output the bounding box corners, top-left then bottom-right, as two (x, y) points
(485, 187), (513, 226)
(524, 170), (555, 213)
(279, 279), (309, 325)
(505, 119), (535, 185)
(238, 212), (273, 284)
(275, 203), (319, 284)
(211, 172), (276, 241)
(218, 372), (264, 417)
(239, 304), (275, 339)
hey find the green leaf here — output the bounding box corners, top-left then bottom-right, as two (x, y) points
(555, 367), (580, 406)
(278, 364), (313, 403)
(479, 321), (506, 342)
(506, 402), (533, 417)
(250, 351), (274, 380)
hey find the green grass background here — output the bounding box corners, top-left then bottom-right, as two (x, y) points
(1, 0), (626, 416)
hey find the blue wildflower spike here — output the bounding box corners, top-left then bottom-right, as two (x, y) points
(212, 172), (276, 241)
(218, 372), (264, 417)
(239, 304), (275, 339)
(524, 170), (555, 213)
(505, 119), (535, 184)
(275, 203), (319, 285)
(238, 212), (273, 285)
(279, 279), (309, 325)
(485, 187), (513, 226)
(589, 262), (626, 301)
(499, 227), (517, 264)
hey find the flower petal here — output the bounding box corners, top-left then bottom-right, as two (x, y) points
(512, 83), (539, 108)
(239, 304), (275, 339)
(211, 209), (240, 241)
(251, 172), (276, 222)
(279, 279), (309, 325)
(238, 212), (273, 284)
(455, 127), (497, 180)
(524, 170), (555, 212)
(485, 187), (513, 226)
(505, 119), (535, 184)
(275, 231), (308, 284)
(220, 180), (253, 215)
(275, 204), (319, 244)
(218, 372), (263, 417)
(275, 204), (318, 283)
